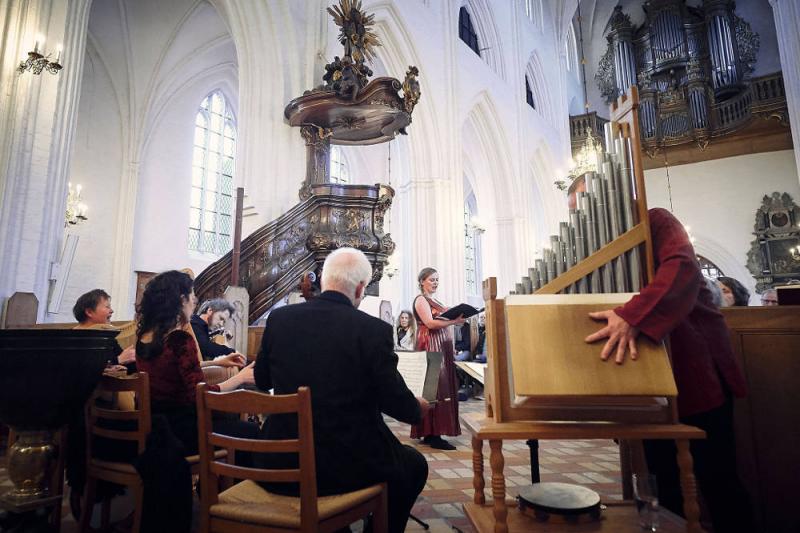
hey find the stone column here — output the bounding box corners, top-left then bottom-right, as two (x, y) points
(769, 0), (800, 183)
(0, 0), (91, 321)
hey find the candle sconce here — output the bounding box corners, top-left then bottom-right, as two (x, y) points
(17, 36), (62, 76)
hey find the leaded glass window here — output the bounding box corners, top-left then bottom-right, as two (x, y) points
(526, 77), (536, 109)
(697, 255), (724, 279)
(459, 7), (480, 56)
(330, 145), (350, 184)
(465, 202), (477, 295)
(190, 91), (235, 255)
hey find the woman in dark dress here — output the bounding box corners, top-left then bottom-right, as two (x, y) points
(135, 270), (256, 454)
(410, 267), (464, 450)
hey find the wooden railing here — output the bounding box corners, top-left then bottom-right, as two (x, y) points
(569, 71), (788, 151)
(194, 183), (395, 323)
(569, 111), (609, 152)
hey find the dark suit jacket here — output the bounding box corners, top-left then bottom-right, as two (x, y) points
(189, 314), (234, 360)
(254, 290), (421, 495)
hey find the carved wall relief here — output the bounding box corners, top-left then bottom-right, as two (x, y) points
(746, 192), (800, 292)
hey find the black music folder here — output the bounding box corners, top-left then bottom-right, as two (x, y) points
(435, 303), (483, 320)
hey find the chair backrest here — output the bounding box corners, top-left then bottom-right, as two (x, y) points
(86, 372), (151, 458)
(196, 384), (318, 527)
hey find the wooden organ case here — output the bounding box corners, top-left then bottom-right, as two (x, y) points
(462, 88), (706, 533)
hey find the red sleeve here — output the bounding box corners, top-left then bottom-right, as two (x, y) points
(615, 208), (702, 342)
(169, 331), (221, 395)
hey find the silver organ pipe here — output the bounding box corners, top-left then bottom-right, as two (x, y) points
(513, 124), (646, 296)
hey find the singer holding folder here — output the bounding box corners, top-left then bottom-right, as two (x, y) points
(411, 267), (464, 450)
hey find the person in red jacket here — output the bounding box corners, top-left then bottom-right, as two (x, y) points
(586, 207), (753, 533)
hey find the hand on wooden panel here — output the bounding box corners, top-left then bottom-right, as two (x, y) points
(585, 309), (640, 364)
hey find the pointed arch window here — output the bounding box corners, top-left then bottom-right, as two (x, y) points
(464, 192), (482, 296)
(459, 7), (480, 56)
(330, 145), (350, 184)
(697, 255), (724, 279)
(190, 91), (236, 255)
(525, 77), (536, 109)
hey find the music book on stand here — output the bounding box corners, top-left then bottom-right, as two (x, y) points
(396, 351), (443, 402)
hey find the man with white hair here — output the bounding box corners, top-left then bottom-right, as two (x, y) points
(255, 247), (429, 533)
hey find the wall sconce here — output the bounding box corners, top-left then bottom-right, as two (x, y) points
(17, 35), (63, 75)
(65, 182), (88, 226)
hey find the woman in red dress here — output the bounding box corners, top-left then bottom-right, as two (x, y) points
(411, 267), (464, 450)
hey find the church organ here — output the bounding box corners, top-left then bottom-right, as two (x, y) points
(594, 0), (784, 154)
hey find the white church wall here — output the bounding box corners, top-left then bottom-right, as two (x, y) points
(644, 149), (800, 304)
(0, 0), (92, 322)
(51, 43), (123, 322)
(1, 0), (577, 324)
(59, 0), (242, 319)
(133, 69), (239, 282)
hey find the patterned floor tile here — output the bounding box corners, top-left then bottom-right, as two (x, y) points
(1, 398), (623, 532)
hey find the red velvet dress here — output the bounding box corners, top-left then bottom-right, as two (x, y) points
(615, 208), (747, 417)
(410, 295), (461, 438)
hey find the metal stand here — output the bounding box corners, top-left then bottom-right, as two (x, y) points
(409, 513), (429, 529)
(526, 439), (541, 482)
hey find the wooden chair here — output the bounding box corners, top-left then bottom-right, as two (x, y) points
(196, 384), (388, 533)
(79, 372), (225, 532)
(79, 372), (150, 533)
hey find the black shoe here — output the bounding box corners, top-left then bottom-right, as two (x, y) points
(425, 436), (456, 450)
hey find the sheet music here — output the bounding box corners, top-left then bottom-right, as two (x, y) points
(396, 351), (428, 397)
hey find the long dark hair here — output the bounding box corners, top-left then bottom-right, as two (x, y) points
(136, 270), (194, 359)
(717, 276), (750, 306)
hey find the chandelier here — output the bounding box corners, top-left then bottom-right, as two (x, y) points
(65, 182), (88, 226)
(558, 4), (603, 189)
(569, 127), (603, 179)
(17, 35), (63, 76)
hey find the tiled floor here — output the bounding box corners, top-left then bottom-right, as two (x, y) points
(1, 398), (623, 532)
(398, 398), (622, 533)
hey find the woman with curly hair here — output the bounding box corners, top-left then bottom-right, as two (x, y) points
(135, 270), (256, 454)
(717, 276), (750, 307)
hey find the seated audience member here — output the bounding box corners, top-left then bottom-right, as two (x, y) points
(474, 314), (487, 363)
(394, 309), (417, 351)
(190, 298), (246, 361)
(135, 271), (257, 454)
(760, 288), (778, 306)
(717, 276), (750, 307)
(255, 248), (429, 533)
(454, 320), (471, 361)
(73, 289), (136, 368)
